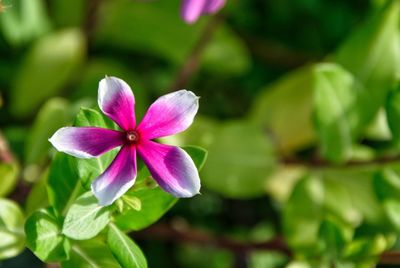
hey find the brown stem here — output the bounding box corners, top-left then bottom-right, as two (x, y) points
(132, 221), (292, 256)
(281, 154), (400, 169)
(380, 251), (400, 264)
(84, 0), (103, 40)
(169, 15), (223, 91)
(132, 221), (400, 265)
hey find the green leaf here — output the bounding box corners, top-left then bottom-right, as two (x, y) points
(383, 200), (400, 229)
(94, 0), (205, 64)
(201, 120), (276, 198)
(201, 25), (251, 76)
(363, 109), (392, 141)
(74, 107), (114, 129)
(312, 63), (362, 163)
(386, 86), (400, 146)
(51, 0), (85, 28)
(62, 192), (111, 240)
(73, 108), (118, 188)
(249, 251), (287, 268)
(322, 177), (362, 227)
(120, 195), (142, 211)
(115, 145), (207, 231)
(0, 0), (51, 45)
(25, 98), (70, 164)
(115, 184), (177, 231)
(181, 146), (208, 171)
(0, 162), (19, 197)
(107, 224), (147, 268)
(332, 0), (400, 128)
(47, 153), (84, 215)
(249, 66), (315, 153)
(322, 168), (386, 226)
(62, 239), (120, 268)
(373, 168), (400, 201)
(0, 199), (25, 260)
(343, 234), (394, 261)
(10, 28), (86, 118)
(25, 168), (49, 215)
(318, 218), (353, 260)
(25, 208), (70, 262)
(283, 175), (323, 252)
(373, 169), (400, 229)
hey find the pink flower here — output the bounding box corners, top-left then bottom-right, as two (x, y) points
(181, 0), (226, 24)
(49, 77), (201, 206)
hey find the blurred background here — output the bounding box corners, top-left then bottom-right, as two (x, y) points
(2, 0), (400, 267)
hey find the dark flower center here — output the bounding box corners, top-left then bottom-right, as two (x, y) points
(126, 130), (140, 143)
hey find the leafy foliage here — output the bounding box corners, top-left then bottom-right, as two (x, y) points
(25, 208), (70, 262)
(62, 192), (111, 240)
(19, 106), (207, 266)
(108, 224), (148, 268)
(2, 0), (400, 267)
(0, 199), (25, 260)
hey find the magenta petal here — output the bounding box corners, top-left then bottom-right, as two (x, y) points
(91, 146), (137, 206)
(137, 90), (199, 139)
(203, 0), (226, 14)
(98, 76), (136, 131)
(138, 140), (200, 198)
(181, 0), (207, 24)
(49, 127), (124, 158)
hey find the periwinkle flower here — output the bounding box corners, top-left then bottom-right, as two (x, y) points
(181, 0), (226, 24)
(49, 77), (201, 206)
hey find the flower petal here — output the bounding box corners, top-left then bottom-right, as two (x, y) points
(98, 76), (136, 131)
(91, 145), (137, 206)
(137, 90), (199, 139)
(49, 127), (124, 158)
(138, 140), (200, 198)
(181, 0), (207, 24)
(203, 0), (226, 14)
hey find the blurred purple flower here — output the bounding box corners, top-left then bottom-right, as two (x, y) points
(181, 0), (226, 24)
(50, 76), (201, 206)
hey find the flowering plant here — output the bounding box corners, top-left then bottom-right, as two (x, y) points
(50, 76), (201, 206)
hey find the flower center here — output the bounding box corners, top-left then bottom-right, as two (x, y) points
(126, 130), (139, 143)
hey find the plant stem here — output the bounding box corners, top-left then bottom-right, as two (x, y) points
(169, 15), (223, 91)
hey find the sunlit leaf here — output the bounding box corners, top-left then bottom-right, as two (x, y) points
(25, 168), (49, 215)
(201, 120), (276, 198)
(10, 29), (86, 118)
(25, 208), (70, 262)
(312, 63), (361, 162)
(0, 162), (19, 197)
(25, 98), (70, 164)
(0, 199), (25, 260)
(47, 153), (84, 215)
(332, 0), (400, 129)
(0, 0), (51, 45)
(249, 66), (315, 153)
(283, 175), (323, 253)
(62, 238), (120, 268)
(62, 192), (111, 240)
(107, 224), (147, 268)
